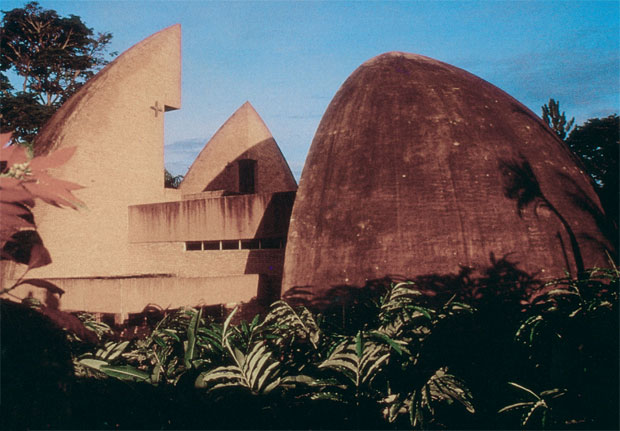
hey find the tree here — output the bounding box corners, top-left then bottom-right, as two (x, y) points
(541, 98), (574, 141)
(164, 169), (183, 189)
(566, 115), (619, 230)
(0, 2), (115, 145)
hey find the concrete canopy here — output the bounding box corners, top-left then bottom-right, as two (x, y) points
(179, 102), (297, 195)
(282, 52), (615, 298)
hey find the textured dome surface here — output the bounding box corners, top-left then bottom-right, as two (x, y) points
(282, 52), (614, 297)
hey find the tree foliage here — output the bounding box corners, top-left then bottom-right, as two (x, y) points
(542, 98), (574, 141)
(164, 169), (183, 189)
(566, 114), (619, 228)
(0, 2), (115, 145)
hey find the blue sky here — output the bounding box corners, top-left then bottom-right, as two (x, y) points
(3, 1), (619, 178)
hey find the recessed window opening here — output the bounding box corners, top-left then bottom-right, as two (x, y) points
(203, 240), (220, 250)
(260, 237), (283, 249)
(186, 241), (202, 251)
(221, 240), (240, 250)
(184, 237), (285, 251)
(238, 159), (256, 194)
(241, 239), (260, 249)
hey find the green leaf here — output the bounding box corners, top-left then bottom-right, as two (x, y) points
(196, 365), (244, 389)
(368, 330), (404, 355)
(99, 365), (150, 381)
(507, 381), (541, 400)
(262, 377), (281, 394)
(280, 375), (318, 386)
(106, 340), (129, 361)
(310, 391), (347, 403)
(185, 307), (202, 369)
(256, 361), (279, 393)
(250, 314), (260, 329)
(159, 328), (181, 342)
(498, 401), (533, 413)
(355, 331), (363, 358)
(222, 306), (239, 359)
(361, 351), (390, 384)
(233, 347), (245, 366)
(78, 358), (108, 371)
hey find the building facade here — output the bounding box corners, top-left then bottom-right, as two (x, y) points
(1, 25), (297, 321)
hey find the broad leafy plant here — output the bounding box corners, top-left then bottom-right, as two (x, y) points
(69, 270), (618, 430)
(1, 132), (82, 297)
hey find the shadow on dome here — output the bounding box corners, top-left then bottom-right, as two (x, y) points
(283, 253), (542, 324)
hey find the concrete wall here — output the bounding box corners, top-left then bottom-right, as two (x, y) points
(129, 191), (295, 242)
(24, 25), (182, 279)
(8, 274), (263, 316)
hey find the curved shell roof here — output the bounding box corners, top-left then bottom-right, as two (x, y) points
(282, 52), (614, 298)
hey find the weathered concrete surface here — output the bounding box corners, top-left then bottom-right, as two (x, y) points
(282, 52), (615, 298)
(179, 102), (297, 195)
(129, 191), (295, 242)
(1, 26), (294, 318)
(27, 24), (182, 278)
(8, 274), (262, 316)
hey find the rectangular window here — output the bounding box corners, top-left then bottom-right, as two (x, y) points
(241, 239), (260, 249)
(238, 159), (256, 194)
(260, 237), (282, 249)
(186, 241), (202, 251)
(185, 238), (285, 251)
(203, 241), (220, 250)
(221, 240), (239, 250)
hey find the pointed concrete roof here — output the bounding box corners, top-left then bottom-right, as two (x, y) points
(179, 102), (297, 194)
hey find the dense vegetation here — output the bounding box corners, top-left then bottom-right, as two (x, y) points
(2, 265), (617, 430)
(0, 2), (115, 146)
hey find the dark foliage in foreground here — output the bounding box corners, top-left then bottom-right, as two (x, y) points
(1, 265), (618, 430)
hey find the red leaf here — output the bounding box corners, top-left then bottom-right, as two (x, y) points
(0, 186), (34, 204)
(0, 132), (12, 147)
(27, 243), (52, 269)
(23, 181), (76, 208)
(39, 307), (98, 344)
(29, 147), (77, 170)
(15, 278), (64, 296)
(0, 212), (34, 232)
(0, 144), (28, 166)
(0, 177), (20, 188)
(0, 201), (30, 217)
(35, 171), (84, 191)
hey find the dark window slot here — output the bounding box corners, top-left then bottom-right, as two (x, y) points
(221, 240), (239, 250)
(238, 159), (256, 194)
(203, 241), (220, 250)
(185, 238), (285, 251)
(260, 237), (282, 249)
(241, 239), (260, 249)
(186, 241), (202, 251)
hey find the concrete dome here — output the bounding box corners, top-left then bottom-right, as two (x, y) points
(282, 52), (614, 298)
